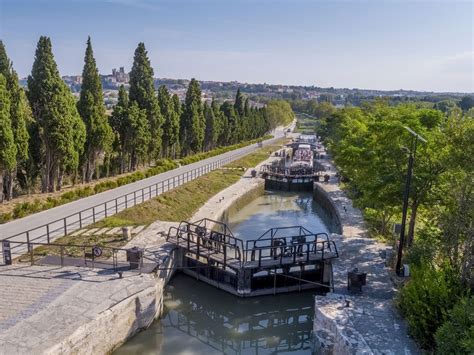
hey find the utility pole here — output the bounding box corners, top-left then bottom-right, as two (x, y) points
(395, 126), (426, 276)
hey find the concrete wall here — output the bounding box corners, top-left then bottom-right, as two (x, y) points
(313, 182), (343, 235)
(44, 245), (178, 355)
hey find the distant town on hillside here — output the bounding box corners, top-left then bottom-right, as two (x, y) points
(19, 67), (472, 110)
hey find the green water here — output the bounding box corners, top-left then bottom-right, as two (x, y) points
(115, 192), (334, 355)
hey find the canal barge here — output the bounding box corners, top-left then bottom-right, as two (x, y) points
(261, 134), (322, 191)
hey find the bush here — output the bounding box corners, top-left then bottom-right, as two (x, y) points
(435, 297), (474, 354)
(397, 264), (465, 349)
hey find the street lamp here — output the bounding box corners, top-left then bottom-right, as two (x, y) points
(395, 126), (427, 276)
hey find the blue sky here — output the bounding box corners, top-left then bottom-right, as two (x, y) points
(1, 0), (472, 92)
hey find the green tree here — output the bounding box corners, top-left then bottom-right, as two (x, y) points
(27, 36), (86, 192)
(127, 102), (150, 170)
(0, 41), (30, 200)
(171, 94), (182, 157)
(77, 37), (113, 182)
(129, 43), (162, 162)
(203, 102), (217, 151)
(234, 88), (245, 117)
(110, 85), (130, 173)
(158, 85), (180, 158)
(265, 100), (294, 129)
(220, 101), (238, 144)
(180, 78), (204, 155)
(459, 96), (474, 111)
(0, 74), (16, 202)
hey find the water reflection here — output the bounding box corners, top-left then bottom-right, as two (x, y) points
(115, 274), (315, 355)
(227, 191), (334, 240)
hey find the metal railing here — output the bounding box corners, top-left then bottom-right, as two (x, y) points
(1, 138), (279, 262)
(2, 239), (151, 273)
(167, 222), (339, 270)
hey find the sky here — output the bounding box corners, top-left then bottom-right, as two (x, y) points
(0, 0), (472, 92)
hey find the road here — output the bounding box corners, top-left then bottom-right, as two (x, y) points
(0, 122), (295, 259)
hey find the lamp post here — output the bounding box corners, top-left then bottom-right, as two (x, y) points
(395, 126), (426, 276)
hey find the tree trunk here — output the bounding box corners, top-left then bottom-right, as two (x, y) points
(41, 151), (51, 193)
(56, 166), (64, 191)
(0, 171), (4, 203)
(85, 158), (92, 183)
(48, 160), (55, 193)
(407, 202), (419, 247)
(5, 169), (15, 201)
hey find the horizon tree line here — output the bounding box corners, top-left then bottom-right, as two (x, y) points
(0, 36), (290, 202)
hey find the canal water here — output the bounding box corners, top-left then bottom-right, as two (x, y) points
(115, 191), (335, 355)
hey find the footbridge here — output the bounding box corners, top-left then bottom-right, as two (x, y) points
(166, 218), (338, 297)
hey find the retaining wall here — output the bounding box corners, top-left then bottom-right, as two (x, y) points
(313, 182), (343, 235)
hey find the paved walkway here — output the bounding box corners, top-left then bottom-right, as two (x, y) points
(313, 151), (419, 354)
(0, 264), (155, 354)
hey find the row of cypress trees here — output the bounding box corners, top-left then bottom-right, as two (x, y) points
(0, 37), (272, 201)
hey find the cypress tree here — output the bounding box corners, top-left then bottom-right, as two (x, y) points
(110, 85), (129, 173)
(221, 101), (238, 144)
(77, 37), (113, 182)
(158, 85), (180, 158)
(180, 79), (205, 155)
(129, 43), (162, 162)
(171, 94), (181, 157)
(212, 99), (226, 146)
(127, 102), (150, 170)
(0, 74), (16, 202)
(27, 36), (86, 192)
(203, 102), (216, 151)
(0, 41), (30, 200)
(234, 88), (245, 117)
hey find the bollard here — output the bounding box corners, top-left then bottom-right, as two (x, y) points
(122, 226), (131, 240)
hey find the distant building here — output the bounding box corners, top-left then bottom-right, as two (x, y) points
(101, 67), (129, 89)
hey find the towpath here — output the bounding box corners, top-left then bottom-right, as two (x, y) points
(313, 148), (419, 354)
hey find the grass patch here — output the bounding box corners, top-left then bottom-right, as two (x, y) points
(93, 139), (287, 226)
(22, 233), (131, 261)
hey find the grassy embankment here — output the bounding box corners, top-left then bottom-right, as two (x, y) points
(27, 139), (286, 259)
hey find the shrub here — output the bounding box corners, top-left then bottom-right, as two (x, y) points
(435, 297), (474, 354)
(397, 264), (465, 349)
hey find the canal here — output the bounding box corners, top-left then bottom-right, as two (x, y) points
(115, 191), (336, 354)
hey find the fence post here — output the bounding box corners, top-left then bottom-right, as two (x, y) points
(64, 218), (67, 236)
(26, 231), (31, 252)
(93, 207), (96, 223)
(105, 202), (108, 218)
(46, 224), (50, 244)
(79, 211), (82, 229)
(125, 195), (128, 209)
(149, 186), (152, 199)
(134, 191), (137, 205)
(115, 199), (118, 214)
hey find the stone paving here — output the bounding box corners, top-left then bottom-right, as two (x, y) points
(0, 264), (158, 354)
(313, 150), (419, 354)
(69, 225), (146, 237)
